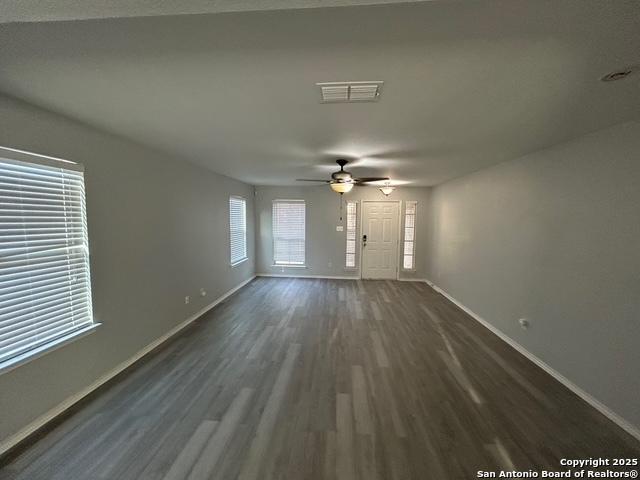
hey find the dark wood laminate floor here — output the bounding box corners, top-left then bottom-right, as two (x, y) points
(1, 278), (639, 479)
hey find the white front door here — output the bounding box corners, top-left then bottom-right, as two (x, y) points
(361, 201), (399, 279)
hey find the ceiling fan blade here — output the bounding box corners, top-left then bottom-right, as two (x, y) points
(296, 179), (331, 183)
(354, 177), (390, 183)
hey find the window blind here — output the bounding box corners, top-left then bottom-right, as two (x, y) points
(272, 200), (305, 265)
(229, 196), (247, 265)
(403, 201), (417, 270)
(0, 150), (94, 368)
(345, 202), (357, 268)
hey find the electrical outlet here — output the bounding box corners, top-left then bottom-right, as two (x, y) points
(519, 318), (529, 330)
(200, 288), (207, 297)
(185, 296), (190, 305)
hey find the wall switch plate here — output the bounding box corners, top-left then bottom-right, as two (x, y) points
(336, 225), (344, 231)
(185, 296), (190, 304)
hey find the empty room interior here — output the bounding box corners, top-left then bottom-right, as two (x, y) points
(0, 1), (639, 478)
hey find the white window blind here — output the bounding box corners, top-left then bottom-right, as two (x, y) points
(345, 202), (357, 268)
(403, 201), (417, 270)
(0, 149), (94, 368)
(272, 200), (305, 265)
(229, 196), (247, 265)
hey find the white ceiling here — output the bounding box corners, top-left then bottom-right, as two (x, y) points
(0, 0), (638, 186)
(0, 0), (435, 23)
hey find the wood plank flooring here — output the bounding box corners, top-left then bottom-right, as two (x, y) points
(1, 277), (638, 479)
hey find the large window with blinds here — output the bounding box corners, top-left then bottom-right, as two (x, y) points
(403, 201), (417, 270)
(229, 196), (247, 265)
(272, 200), (305, 266)
(345, 202), (357, 268)
(0, 147), (95, 370)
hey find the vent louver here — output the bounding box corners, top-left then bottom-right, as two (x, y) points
(317, 81), (383, 103)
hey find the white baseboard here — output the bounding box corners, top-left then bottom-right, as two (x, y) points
(0, 275), (256, 457)
(425, 280), (640, 441)
(257, 273), (358, 280)
(258, 273), (428, 282)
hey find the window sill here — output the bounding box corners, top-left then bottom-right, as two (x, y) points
(272, 264), (307, 269)
(230, 257), (249, 267)
(0, 323), (101, 376)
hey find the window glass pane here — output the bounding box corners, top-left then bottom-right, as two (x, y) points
(404, 227), (414, 241)
(346, 253), (355, 268)
(229, 196), (247, 264)
(345, 202), (357, 268)
(273, 201), (305, 265)
(402, 201), (417, 270)
(0, 154), (94, 366)
(405, 215), (415, 228)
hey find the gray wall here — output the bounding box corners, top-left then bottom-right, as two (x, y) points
(0, 95), (256, 444)
(426, 121), (640, 430)
(256, 185), (430, 280)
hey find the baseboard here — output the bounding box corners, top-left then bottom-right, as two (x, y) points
(257, 273), (359, 280)
(257, 273), (429, 282)
(425, 280), (640, 441)
(0, 275), (256, 458)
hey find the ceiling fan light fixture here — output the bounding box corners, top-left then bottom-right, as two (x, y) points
(379, 182), (395, 196)
(297, 159), (388, 194)
(331, 181), (354, 194)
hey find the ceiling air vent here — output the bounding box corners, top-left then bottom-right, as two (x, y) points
(317, 81), (384, 103)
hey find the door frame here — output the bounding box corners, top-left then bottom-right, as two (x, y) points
(359, 200), (402, 280)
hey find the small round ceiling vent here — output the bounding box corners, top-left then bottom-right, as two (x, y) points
(601, 67), (635, 82)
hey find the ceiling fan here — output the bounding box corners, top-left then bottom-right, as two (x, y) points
(296, 159), (389, 194)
